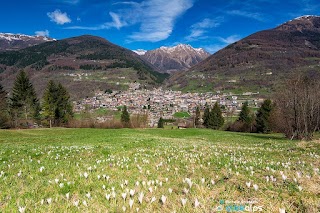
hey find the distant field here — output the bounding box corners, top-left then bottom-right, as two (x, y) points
(173, 111), (190, 118)
(0, 128), (319, 212)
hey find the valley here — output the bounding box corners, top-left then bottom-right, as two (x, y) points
(1, 16), (320, 101)
(74, 84), (262, 127)
(1, 1), (320, 212)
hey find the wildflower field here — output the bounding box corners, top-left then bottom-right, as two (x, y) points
(0, 128), (319, 212)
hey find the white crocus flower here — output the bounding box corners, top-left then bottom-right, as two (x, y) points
(161, 195), (167, 204)
(246, 182), (251, 188)
(122, 192), (127, 201)
(181, 198), (187, 206)
(129, 199), (134, 209)
(138, 192), (144, 204)
(150, 196), (156, 203)
(18, 206), (26, 213)
(194, 198), (200, 208)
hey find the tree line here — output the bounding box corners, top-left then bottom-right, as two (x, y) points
(227, 74), (320, 140)
(0, 70), (73, 128)
(157, 74), (320, 141)
(1, 71), (318, 140)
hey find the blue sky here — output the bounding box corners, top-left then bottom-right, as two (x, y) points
(1, 0), (320, 53)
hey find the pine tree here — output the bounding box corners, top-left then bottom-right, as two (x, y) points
(211, 102), (224, 129)
(121, 105), (130, 127)
(56, 83), (73, 125)
(157, 117), (164, 128)
(202, 103), (211, 128)
(238, 102), (251, 123)
(10, 70), (40, 127)
(43, 80), (57, 127)
(0, 83), (8, 128)
(256, 99), (273, 133)
(237, 101), (254, 132)
(43, 81), (73, 127)
(194, 106), (201, 127)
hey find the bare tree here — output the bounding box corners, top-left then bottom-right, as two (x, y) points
(273, 74), (320, 140)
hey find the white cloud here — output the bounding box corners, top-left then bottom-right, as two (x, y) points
(35, 30), (50, 37)
(47, 9), (72, 25)
(128, 0), (194, 42)
(105, 12), (127, 30)
(67, 0), (194, 42)
(112, 1), (140, 6)
(186, 29), (206, 40)
(203, 35), (241, 53)
(227, 10), (264, 21)
(203, 44), (226, 53)
(185, 17), (223, 41)
(218, 35), (241, 44)
(67, 12), (127, 30)
(192, 18), (221, 29)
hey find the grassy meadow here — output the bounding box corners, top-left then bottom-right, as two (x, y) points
(0, 128), (319, 212)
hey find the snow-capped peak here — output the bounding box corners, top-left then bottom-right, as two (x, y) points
(0, 33), (54, 42)
(294, 15), (320, 21)
(194, 47), (207, 54)
(0, 32), (55, 51)
(158, 44), (208, 55)
(138, 44), (210, 72)
(133, 49), (147, 55)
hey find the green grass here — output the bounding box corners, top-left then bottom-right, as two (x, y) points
(74, 108), (122, 120)
(0, 128), (319, 212)
(173, 111), (190, 118)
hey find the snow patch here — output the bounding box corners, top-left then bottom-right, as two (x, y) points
(294, 15), (320, 20)
(0, 33), (54, 42)
(133, 49), (147, 55)
(158, 44), (208, 55)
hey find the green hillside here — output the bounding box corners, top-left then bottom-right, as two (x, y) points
(0, 35), (168, 99)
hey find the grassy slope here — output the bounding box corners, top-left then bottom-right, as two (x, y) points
(173, 112), (190, 118)
(0, 128), (319, 212)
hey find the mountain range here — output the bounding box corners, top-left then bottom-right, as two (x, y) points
(1, 15), (320, 98)
(0, 35), (167, 99)
(135, 44), (210, 73)
(168, 15), (320, 93)
(0, 33), (54, 51)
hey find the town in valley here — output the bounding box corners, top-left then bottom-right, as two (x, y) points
(74, 83), (263, 127)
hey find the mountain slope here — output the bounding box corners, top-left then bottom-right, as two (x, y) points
(0, 33), (54, 51)
(0, 35), (168, 99)
(168, 15), (320, 93)
(141, 44), (210, 73)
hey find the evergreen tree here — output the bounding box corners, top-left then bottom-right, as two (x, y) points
(10, 70), (40, 127)
(202, 103), (211, 128)
(157, 117), (164, 128)
(237, 101), (254, 132)
(256, 99), (273, 133)
(121, 105), (130, 127)
(43, 81), (73, 127)
(56, 83), (73, 125)
(211, 102), (224, 129)
(238, 102), (252, 123)
(43, 80), (57, 127)
(0, 83), (8, 128)
(195, 106), (201, 127)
